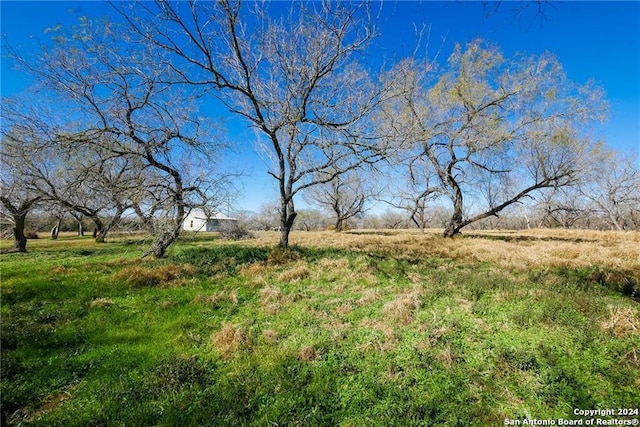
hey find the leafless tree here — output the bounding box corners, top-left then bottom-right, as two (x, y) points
(306, 168), (375, 232)
(578, 151), (640, 231)
(390, 40), (607, 237)
(121, 0), (396, 247)
(0, 165), (41, 252)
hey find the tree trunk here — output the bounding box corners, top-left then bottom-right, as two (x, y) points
(279, 211), (297, 248)
(78, 220), (84, 236)
(443, 220), (463, 238)
(444, 186), (464, 238)
(12, 213), (28, 252)
(50, 217), (62, 240)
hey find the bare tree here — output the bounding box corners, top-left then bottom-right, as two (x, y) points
(0, 163), (41, 252)
(121, 0), (395, 247)
(0, 109), (52, 252)
(578, 151), (640, 231)
(390, 40), (607, 237)
(307, 169), (375, 232)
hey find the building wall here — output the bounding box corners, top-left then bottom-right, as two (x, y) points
(183, 216), (208, 231)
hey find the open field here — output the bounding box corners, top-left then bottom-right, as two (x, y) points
(1, 229), (639, 426)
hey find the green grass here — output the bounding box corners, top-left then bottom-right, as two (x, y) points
(1, 233), (639, 426)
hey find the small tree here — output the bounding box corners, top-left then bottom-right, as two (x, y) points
(578, 151), (640, 231)
(307, 169), (374, 232)
(0, 183), (40, 253)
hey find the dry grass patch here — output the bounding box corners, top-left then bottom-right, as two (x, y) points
(335, 302), (354, 316)
(211, 323), (248, 358)
(260, 285), (289, 314)
(358, 289), (382, 305)
(115, 263), (197, 287)
(261, 328), (280, 344)
(600, 306), (639, 338)
(192, 290), (238, 306)
(382, 289), (423, 325)
(358, 318), (397, 351)
(322, 319), (352, 342)
(277, 262), (310, 283)
(262, 229), (640, 274)
(238, 262), (273, 286)
(298, 345), (319, 362)
(89, 298), (115, 308)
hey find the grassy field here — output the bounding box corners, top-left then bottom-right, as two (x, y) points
(1, 229), (639, 426)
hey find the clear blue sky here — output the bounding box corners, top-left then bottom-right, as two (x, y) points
(2, 1), (639, 213)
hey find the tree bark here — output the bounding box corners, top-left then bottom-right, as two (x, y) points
(12, 213), (28, 252)
(0, 196), (40, 253)
(279, 211), (297, 248)
(50, 216), (62, 240)
(443, 183), (465, 237)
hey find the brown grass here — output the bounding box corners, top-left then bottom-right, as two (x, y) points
(211, 323), (247, 358)
(192, 290), (238, 306)
(248, 229), (640, 274)
(260, 285), (289, 314)
(599, 306), (639, 338)
(382, 289), (422, 325)
(89, 298), (115, 308)
(298, 345), (319, 362)
(358, 289), (382, 305)
(261, 329), (280, 344)
(115, 263), (197, 287)
(277, 262), (310, 283)
(358, 318), (397, 351)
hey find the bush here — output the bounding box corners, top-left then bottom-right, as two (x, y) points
(24, 230), (39, 239)
(219, 223), (254, 241)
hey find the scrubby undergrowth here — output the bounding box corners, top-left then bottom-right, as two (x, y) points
(1, 230), (639, 426)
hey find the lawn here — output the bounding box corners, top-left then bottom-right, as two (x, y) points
(1, 230), (639, 426)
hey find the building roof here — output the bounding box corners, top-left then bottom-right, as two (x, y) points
(186, 209), (237, 221)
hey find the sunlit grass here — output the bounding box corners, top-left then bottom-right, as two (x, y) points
(1, 230), (638, 426)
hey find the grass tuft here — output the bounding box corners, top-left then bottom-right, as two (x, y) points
(382, 289), (422, 325)
(211, 323), (248, 358)
(89, 298), (115, 308)
(277, 262), (310, 283)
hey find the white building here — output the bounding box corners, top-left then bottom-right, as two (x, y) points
(182, 209), (238, 232)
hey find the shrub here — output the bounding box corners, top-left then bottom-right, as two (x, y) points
(219, 223), (254, 241)
(24, 230), (39, 239)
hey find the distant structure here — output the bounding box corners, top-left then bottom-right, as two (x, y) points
(182, 209), (237, 232)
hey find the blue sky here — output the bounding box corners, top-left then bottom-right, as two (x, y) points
(2, 1), (639, 213)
